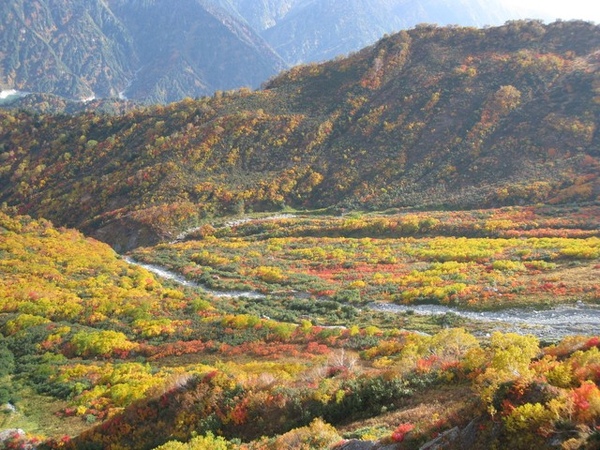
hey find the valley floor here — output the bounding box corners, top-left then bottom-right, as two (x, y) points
(0, 205), (599, 449)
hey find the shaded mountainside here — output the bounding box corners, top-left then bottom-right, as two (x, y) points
(108, 0), (286, 103)
(0, 0), (285, 103)
(262, 0), (401, 65)
(1, 0), (137, 100)
(1, 21), (599, 250)
(260, 0), (520, 64)
(2, 0), (535, 103)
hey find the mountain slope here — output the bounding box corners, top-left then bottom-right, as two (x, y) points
(109, 0), (286, 103)
(0, 0), (137, 100)
(0, 21), (598, 250)
(261, 0), (521, 63)
(0, 0), (286, 103)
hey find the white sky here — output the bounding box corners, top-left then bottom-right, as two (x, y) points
(502, 0), (600, 23)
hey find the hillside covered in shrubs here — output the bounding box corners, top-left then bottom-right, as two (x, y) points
(1, 209), (599, 449)
(1, 18), (599, 450)
(0, 20), (598, 250)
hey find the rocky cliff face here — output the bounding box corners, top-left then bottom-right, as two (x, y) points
(229, 0), (300, 31)
(1, 0), (137, 100)
(1, 0), (285, 103)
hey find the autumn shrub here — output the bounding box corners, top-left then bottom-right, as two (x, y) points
(3, 314), (50, 335)
(0, 431), (43, 450)
(391, 422), (415, 442)
(502, 402), (556, 448)
(153, 432), (233, 450)
(273, 418), (341, 450)
(70, 330), (137, 358)
(491, 260), (527, 272)
(553, 347), (600, 389)
(475, 332), (540, 410)
(570, 381), (600, 423)
(256, 266), (286, 284)
(544, 360), (574, 388)
(189, 298), (212, 313)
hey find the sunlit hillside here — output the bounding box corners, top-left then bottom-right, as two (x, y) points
(1, 21), (599, 251)
(0, 18), (599, 450)
(1, 208), (599, 449)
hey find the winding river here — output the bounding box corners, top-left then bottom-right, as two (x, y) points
(125, 257), (599, 340)
(123, 257), (265, 299)
(369, 302), (600, 340)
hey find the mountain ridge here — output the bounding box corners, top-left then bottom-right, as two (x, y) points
(1, 0), (547, 103)
(0, 20), (598, 250)
(1, 0), (286, 103)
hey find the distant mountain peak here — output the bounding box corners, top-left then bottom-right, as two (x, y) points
(1, 0), (285, 103)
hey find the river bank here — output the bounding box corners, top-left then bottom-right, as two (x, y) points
(125, 256), (598, 340)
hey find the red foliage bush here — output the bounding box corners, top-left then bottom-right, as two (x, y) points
(584, 337), (600, 349)
(391, 423), (414, 442)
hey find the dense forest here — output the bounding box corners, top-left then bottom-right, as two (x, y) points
(0, 19), (599, 450)
(1, 20), (599, 251)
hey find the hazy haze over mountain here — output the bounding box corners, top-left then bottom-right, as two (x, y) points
(502, 0), (600, 23)
(248, 0), (525, 63)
